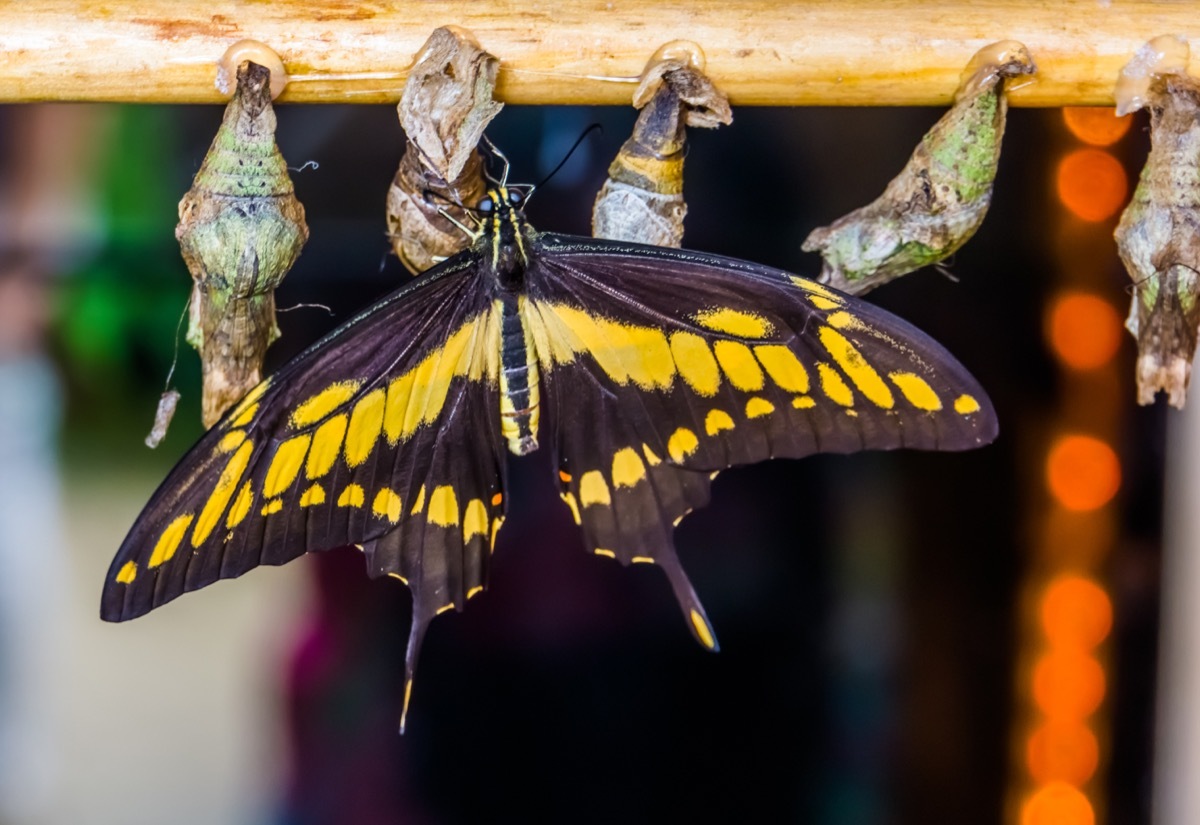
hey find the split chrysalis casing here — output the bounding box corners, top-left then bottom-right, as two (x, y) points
(386, 27), (502, 274)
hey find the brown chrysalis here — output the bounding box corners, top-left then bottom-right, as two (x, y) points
(1113, 36), (1200, 407)
(386, 27), (502, 274)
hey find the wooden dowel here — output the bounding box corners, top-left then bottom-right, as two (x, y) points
(1, 1), (1198, 106)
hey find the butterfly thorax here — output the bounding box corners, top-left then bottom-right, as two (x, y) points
(480, 188), (540, 455)
(481, 189), (532, 290)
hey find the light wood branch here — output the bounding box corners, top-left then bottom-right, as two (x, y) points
(1, 1), (1197, 106)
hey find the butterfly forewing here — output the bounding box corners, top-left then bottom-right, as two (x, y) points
(525, 234), (995, 472)
(102, 255), (507, 630)
(520, 235), (995, 646)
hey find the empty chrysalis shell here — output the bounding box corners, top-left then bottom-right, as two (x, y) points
(1113, 40), (1200, 408)
(386, 27), (502, 274)
(176, 59), (308, 428)
(592, 41), (731, 247)
(803, 41), (1035, 295)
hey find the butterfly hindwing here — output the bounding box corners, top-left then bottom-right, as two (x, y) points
(102, 254), (507, 640)
(523, 234), (996, 644)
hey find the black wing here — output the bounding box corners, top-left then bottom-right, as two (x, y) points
(102, 253), (507, 725)
(522, 233), (997, 648)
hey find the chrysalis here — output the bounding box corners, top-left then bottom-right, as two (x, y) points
(592, 41), (731, 246)
(1113, 36), (1200, 408)
(176, 59), (308, 427)
(386, 27), (502, 274)
(803, 41), (1035, 295)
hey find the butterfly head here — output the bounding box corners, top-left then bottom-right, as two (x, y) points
(475, 186), (533, 281)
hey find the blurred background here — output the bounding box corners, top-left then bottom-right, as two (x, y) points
(0, 99), (1167, 824)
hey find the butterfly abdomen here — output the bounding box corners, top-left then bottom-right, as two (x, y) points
(497, 293), (540, 455)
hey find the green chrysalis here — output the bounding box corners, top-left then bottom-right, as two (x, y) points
(803, 41), (1035, 295)
(176, 60), (308, 427)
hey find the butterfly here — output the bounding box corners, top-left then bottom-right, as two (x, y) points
(103, 179), (998, 729)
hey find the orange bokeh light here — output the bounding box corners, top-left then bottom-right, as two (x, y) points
(1056, 149), (1128, 222)
(1033, 650), (1106, 720)
(1041, 575), (1113, 651)
(1046, 435), (1121, 512)
(1026, 720), (1101, 785)
(1021, 782), (1095, 825)
(1048, 292), (1123, 370)
(1062, 107), (1133, 146)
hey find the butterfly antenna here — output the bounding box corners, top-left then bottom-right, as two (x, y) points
(481, 134), (511, 186)
(534, 123), (603, 189)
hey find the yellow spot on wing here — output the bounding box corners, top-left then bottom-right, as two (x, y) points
(410, 485), (426, 515)
(300, 484), (326, 507)
(790, 276), (845, 308)
(694, 307), (774, 338)
(533, 304), (676, 388)
(826, 310), (865, 331)
(579, 471), (611, 507)
(292, 381), (360, 428)
(793, 396), (816, 409)
(560, 492), (582, 524)
(228, 380), (269, 428)
(116, 561), (137, 584)
(463, 498), (488, 541)
(754, 345), (809, 393)
(427, 486), (459, 526)
(217, 430), (247, 453)
(667, 428), (699, 462)
(745, 397), (775, 418)
(467, 585), (483, 599)
(436, 603), (455, 616)
(344, 389), (385, 467)
(818, 326), (894, 408)
(713, 340), (765, 391)
(372, 488), (402, 523)
(389, 572), (409, 585)
(889, 371), (943, 411)
(382, 317), (493, 444)
(611, 447), (647, 488)
(192, 440), (253, 546)
(227, 481), (253, 528)
(399, 323), (478, 438)
(817, 363), (854, 406)
(261, 499), (283, 516)
(264, 434), (311, 498)
(594, 548), (616, 558)
(306, 414), (348, 479)
(337, 484), (365, 508)
(149, 514), (193, 568)
(705, 409), (735, 435)
(954, 394), (981, 414)
(690, 609), (717, 650)
(642, 444), (662, 466)
(670, 331), (721, 396)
